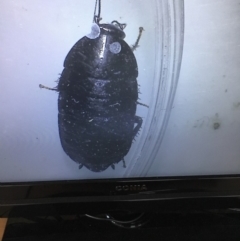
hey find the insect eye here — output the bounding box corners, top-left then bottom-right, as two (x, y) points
(109, 42), (121, 54)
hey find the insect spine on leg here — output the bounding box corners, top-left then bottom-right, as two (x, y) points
(136, 101), (149, 108)
(39, 84), (57, 91)
(122, 159), (126, 168)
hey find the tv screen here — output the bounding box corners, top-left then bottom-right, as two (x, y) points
(1, 0), (240, 209)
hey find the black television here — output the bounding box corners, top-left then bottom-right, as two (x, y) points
(1, 0), (240, 221)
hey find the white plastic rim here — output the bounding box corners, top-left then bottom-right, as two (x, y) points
(124, 0), (184, 177)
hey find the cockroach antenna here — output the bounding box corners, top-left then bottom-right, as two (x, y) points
(93, 0), (101, 24)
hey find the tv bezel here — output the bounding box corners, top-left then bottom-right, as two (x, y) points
(1, 175), (240, 217)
